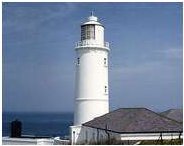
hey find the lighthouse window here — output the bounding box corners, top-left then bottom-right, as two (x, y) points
(81, 25), (95, 40)
(104, 58), (107, 66)
(77, 58), (80, 65)
(105, 86), (107, 93)
(81, 26), (85, 40)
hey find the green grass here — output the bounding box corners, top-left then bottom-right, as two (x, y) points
(139, 139), (183, 145)
(78, 138), (183, 145)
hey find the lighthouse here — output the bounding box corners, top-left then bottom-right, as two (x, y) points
(71, 13), (110, 144)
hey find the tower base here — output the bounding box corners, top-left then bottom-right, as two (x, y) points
(70, 125), (82, 145)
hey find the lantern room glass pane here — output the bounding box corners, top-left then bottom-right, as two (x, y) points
(81, 25), (95, 40)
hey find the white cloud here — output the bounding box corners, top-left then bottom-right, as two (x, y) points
(156, 48), (182, 60)
(110, 58), (181, 84)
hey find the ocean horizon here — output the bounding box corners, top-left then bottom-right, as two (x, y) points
(2, 111), (74, 138)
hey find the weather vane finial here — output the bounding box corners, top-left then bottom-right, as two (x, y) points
(91, 11), (94, 16)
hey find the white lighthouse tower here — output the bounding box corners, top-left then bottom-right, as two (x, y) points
(71, 13), (110, 144)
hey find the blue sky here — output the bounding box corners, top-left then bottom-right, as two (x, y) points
(3, 2), (182, 112)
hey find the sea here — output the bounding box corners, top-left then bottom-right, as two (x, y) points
(2, 112), (73, 138)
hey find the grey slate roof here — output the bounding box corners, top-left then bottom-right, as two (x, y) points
(83, 108), (182, 133)
(160, 109), (183, 123)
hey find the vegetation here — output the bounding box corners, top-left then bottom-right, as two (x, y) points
(85, 138), (139, 145)
(87, 138), (122, 145)
(78, 138), (183, 145)
(139, 139), (183, 145)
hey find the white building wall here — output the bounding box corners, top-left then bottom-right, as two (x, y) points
(71, 14), (110, 144)
(70, 125), (183, 144)
(81, 126), (118, 144)
(75, 48), (108, 99)
(70, 125), (82, 145)
(120, 133), (183, 141)
(74, 48), (109, 125)
(74, 100), (109, 126)
(2, 137), (54, 145)
(70, 126), (118, 144)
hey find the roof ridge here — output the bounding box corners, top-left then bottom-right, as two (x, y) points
(145, 108), (182, 124)
(113, 107), (147, 111)
(91, 107), (147, 120)
(87, 107), (182, 123)
(83, 108), (182, 133)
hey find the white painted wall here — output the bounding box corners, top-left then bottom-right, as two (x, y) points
(70, 126), (118, 144)
(74, 48), (109, 125)
(120, 133), (183, 141)
(70, 126), (183, 144)
(2, 137), (54, 145)
(73, 15), (109, 126)
(71, 15), (110, 144)
(80, 126), (119, 144)
(70, 125), (82, 145)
